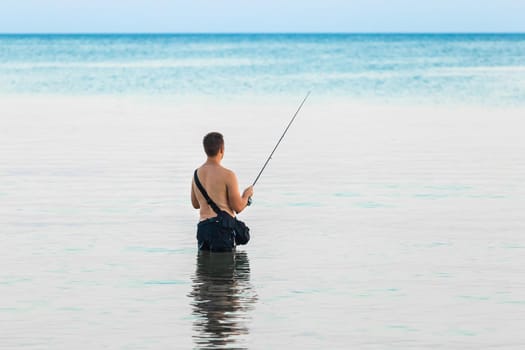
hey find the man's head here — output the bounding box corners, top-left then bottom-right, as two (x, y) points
(203, 132), (224, 158)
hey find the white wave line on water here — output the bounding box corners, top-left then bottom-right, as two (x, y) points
(2, 62), (524, 80)
(0, 58), (278, 69)
(433, 66), (525, 72)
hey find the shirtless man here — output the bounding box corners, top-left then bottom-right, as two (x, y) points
(191, 132), (254, 251)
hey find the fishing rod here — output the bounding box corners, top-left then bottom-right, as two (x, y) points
(247, 91), (311, 206)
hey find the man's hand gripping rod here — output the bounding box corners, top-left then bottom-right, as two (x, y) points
(247, 91), (311, 206)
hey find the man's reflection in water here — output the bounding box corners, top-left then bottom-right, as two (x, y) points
(190, 250), (257, 349)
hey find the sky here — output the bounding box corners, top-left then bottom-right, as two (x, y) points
(1, 0), (524, 33)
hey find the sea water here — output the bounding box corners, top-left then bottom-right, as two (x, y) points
(1, 34), (525, 105)
(1, 34), (525, 349)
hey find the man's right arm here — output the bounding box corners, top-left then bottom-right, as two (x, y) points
(226, 170), (253, 214)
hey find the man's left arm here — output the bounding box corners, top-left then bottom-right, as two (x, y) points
(191, 181), (200, 209)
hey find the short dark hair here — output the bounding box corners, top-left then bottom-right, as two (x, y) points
(203, 132), (224, 157)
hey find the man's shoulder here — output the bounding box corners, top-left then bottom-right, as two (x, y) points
(219, 167), (237, 183)
(197, 164), (236, 179)
(221, 166), (235, 175)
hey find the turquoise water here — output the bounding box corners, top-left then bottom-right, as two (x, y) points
(1, 34), (525, 104)
(1, 34), (525, 349)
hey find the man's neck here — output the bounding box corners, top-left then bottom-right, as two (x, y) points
(205, 156), (221, 166)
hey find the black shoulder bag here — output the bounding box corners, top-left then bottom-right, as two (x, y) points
(194, 170), (250, 245)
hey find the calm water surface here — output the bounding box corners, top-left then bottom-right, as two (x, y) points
(1, 34), (525, 349)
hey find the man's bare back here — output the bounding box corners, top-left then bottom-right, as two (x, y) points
(191, 133), (253, 221)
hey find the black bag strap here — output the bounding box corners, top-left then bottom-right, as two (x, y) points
(193, 169), (222, 215)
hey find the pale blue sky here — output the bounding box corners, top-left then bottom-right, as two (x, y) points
(1, 0), (524, 33)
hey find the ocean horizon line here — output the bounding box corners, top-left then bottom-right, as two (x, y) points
(1, 31), (524, 36)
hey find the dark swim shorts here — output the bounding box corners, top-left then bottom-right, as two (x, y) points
(197, 217), (235, 252)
